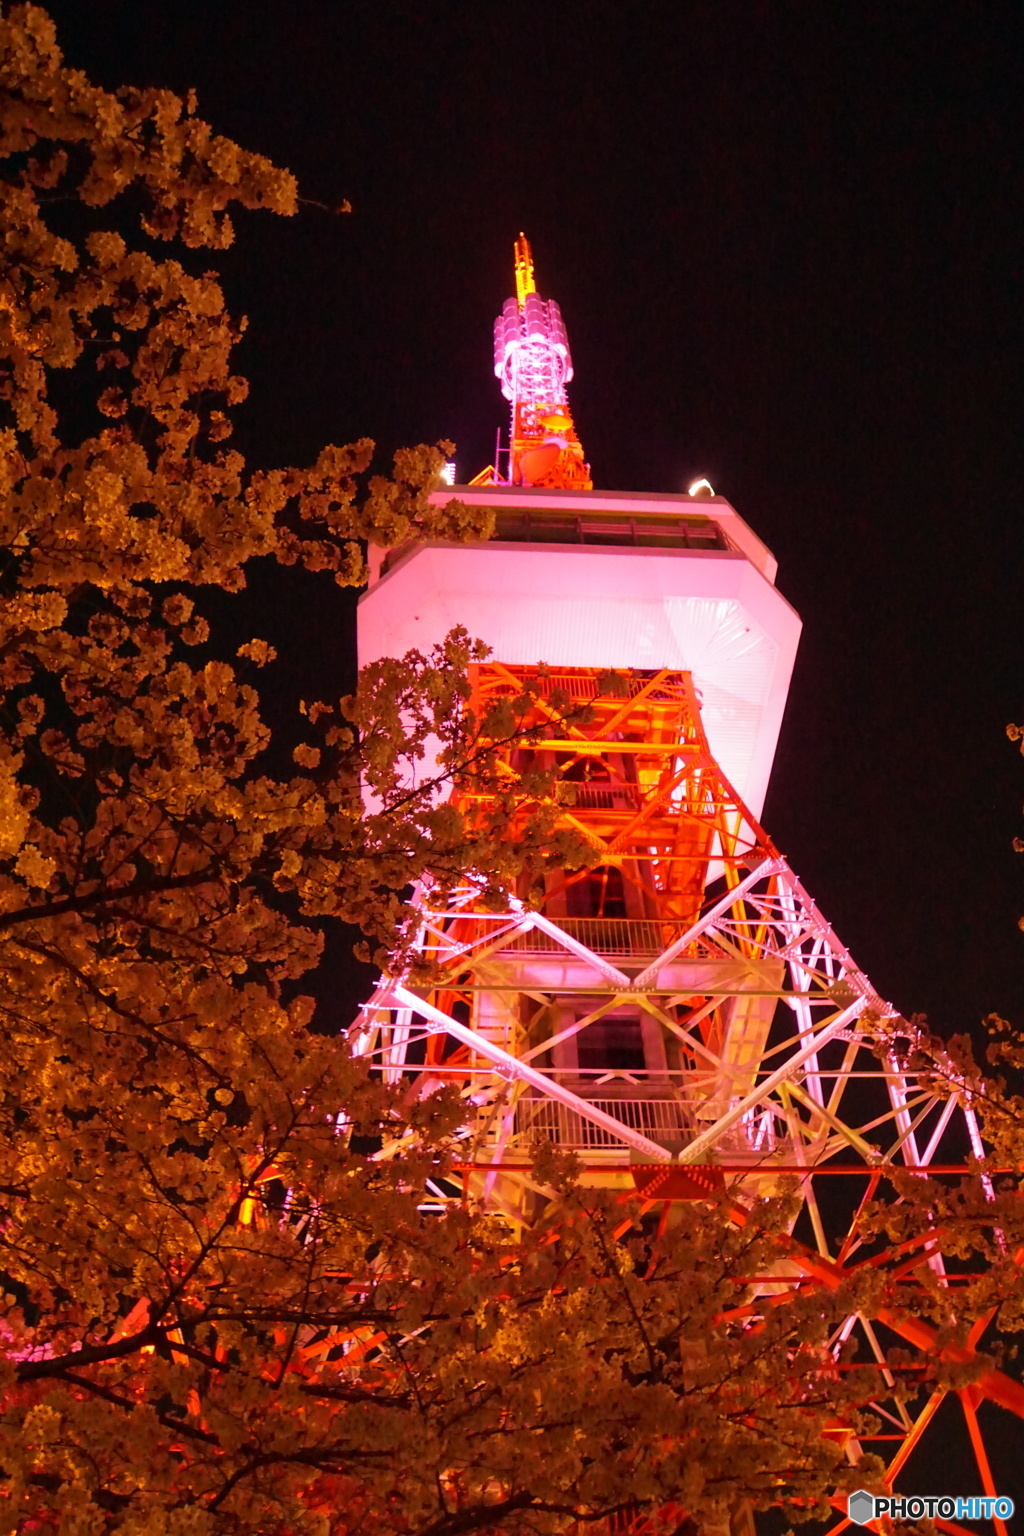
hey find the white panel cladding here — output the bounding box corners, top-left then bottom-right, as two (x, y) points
(357, 538), (800, 818)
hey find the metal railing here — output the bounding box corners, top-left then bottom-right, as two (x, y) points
(499, 1096), (779, 1157)
(512, 1095), (692, 1150)
(421, 915), (720, 963)
(569, 783), (642, 811)
(504, 917), (684, 958)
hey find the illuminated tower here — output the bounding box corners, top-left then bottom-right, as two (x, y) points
(491, 233), (592, 490)
(357, 241), (1023, 1520)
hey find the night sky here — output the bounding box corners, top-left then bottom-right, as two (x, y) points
(44, 2), (1023, 1042)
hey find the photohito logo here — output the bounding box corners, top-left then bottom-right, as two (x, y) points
(848, 1490), (1015, 1524)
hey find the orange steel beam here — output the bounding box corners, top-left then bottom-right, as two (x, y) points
(777, 1237), (1024, 1420)
(961, 1392), (1010, 1536)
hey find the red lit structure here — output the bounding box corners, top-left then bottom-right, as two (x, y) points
(484, 233), (592, 490)
(358, 241), (1022, 1531)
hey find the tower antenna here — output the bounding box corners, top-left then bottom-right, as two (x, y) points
(491, 235), (591, 489)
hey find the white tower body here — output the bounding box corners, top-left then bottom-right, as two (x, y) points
(360, 485), (800, 819)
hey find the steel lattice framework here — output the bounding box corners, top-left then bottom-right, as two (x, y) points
(356, 664), (1024, 1535)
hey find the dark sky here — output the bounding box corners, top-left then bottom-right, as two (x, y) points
(44, 0), (1023, 1042)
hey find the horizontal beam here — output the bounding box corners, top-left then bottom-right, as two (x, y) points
(452, 1163), (1015, 1176)
(500, 738), (705, 754)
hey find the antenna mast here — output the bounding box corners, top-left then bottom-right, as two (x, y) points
(491, 234), (592, 489)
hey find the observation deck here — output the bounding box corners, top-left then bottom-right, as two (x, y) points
(360, 484), (800, 818)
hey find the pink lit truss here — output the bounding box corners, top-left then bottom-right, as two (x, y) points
(355, 854), (1024, 1525)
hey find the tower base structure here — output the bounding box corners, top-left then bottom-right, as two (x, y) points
(355, 658), (1024, 1523)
